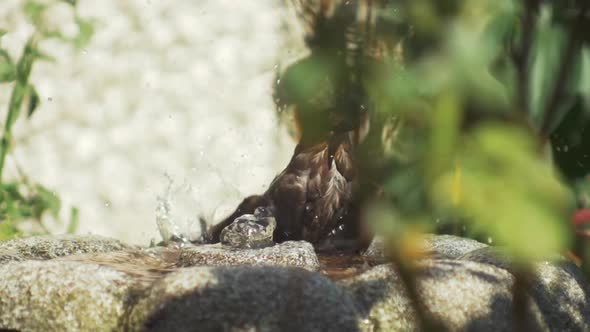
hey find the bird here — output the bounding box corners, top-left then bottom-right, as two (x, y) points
(207, 130), (362, 251)
(208, 0), (397, 252)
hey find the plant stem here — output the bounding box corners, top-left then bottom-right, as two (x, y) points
(512, 266), (532, 332)
(0, 37), (36, 182)
(540, 2), (589, 137)
(515, 0), (540, 116)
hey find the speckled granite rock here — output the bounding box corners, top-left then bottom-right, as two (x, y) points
(363, 234), (487, 259)
(178, 241), (320, 271)
(0, 248), (23, 265)
(342, 259), (590, 332)
(0, 234), (588, 331)
(459, 246), (590, 331)
(0, 234), (138, 264)
(128, 266), (359, 332)
(339, 264), (419, 331)
(422, 234), (489, 259)
(0, 260), (135, 331)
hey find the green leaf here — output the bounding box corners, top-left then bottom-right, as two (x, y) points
(432, 125), (573, 261)
(7, 83), (26, 128)
(528, 5), (579, 129)
(0, 29), (7, 38)
(0, 220), (21, 241)
(67, 207), (79, 234)
(73, 17), (94, 49)
(577, 47), (590, 110)
(0, 182), (32, 223)
(278, 54), (341, 111)
(26, 84), (40, 118)
(31, 48), (56, 63)
(0, 49), (16, 83)
(427, 92), (462, 181)
(32, 184), (61, 219)
(24, 1), (48, 26)
(16, 38), (36, 83)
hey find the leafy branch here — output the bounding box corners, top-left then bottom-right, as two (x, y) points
(0, 0), (92, 240)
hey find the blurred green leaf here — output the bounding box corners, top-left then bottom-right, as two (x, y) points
(73, 17), (94, 49)
(7, 83), (26, 128)
(0, 183), (32, 222)
(26, 84), (40, 118)
(0, 221), (21, 241)
(577, 47), (590, 109)
(385, 162), (431, 216)
(0, 49), (16, 83)
(574, 178), (590, 208)
(278, 55), (341, 110)
(367, 201), (432, 259)
(16, 38), (36, 83)
(427, 92), (461, 181)
(529, 6), (578, 129)
(67, 207), (79, 234)
(24, 1), (48, 26)
(432, 124), (573, 261)
(31, 184), (61, 219)
(31, 48), (56, 63)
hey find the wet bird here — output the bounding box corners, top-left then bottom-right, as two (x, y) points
(208, 132), (358, 249)
(208, 0), (391, 251)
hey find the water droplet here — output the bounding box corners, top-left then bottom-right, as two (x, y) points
(563, 145), (569, 152)
(273, 64), (279, 70)
(104, 202), (111, 207)
(276, 78), (281, 85)
(487, 237), (493, 244)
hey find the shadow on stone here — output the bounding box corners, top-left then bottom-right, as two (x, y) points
(130, 266), (360, 332)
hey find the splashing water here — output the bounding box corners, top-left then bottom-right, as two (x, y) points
(155, 174), (206, 245)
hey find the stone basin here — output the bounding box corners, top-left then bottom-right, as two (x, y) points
(0, 234), (588, 331)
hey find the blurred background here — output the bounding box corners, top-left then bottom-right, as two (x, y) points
(0, 0), (304, 244)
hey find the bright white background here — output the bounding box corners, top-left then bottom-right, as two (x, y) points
(0, 0), (304, 244)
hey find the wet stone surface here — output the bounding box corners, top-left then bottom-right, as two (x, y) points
(0, 234), (588, 331)
(0, 234), (138, 265)
(363, 234), (488, 259)
(220, 207), (277, 249)
(178, 241), (320, 272)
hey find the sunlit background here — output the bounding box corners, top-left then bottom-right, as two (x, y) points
(0, 0), (305, 244)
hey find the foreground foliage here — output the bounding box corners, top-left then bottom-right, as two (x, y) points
(0, 0), (92, 240)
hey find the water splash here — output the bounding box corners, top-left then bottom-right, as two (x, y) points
(155, 173), (206, 245)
